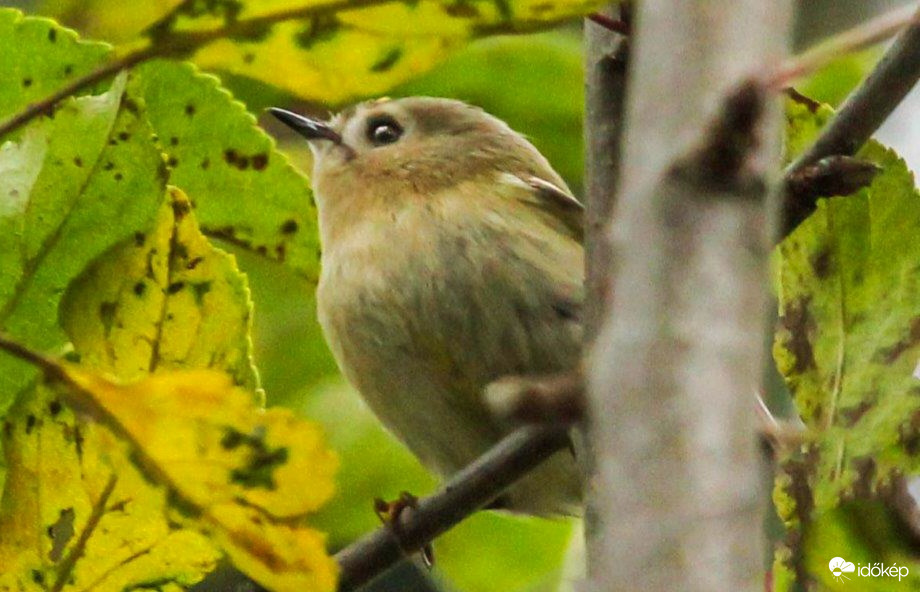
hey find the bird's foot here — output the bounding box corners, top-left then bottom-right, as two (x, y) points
(373, 491), (434, 568)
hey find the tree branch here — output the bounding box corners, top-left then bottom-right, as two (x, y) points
(584, 3), (630, 342)
(782, 4), (920, 234)
(333, 424), (571, 592)
(585, 2), (790, 590)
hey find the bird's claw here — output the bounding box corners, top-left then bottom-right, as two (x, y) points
(373, 491), (434, 568)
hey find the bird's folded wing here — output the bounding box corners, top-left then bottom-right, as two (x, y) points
(499, 173), (584, 242)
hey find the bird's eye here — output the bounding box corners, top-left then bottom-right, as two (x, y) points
(367, 116), (403, 146)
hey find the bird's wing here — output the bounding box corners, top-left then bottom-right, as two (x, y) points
(499, 173), (584, 242)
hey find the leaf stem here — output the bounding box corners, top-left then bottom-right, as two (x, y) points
(50, 475), (118, 592)
(0, 332), (66, 382)
(0, 46), (158, 139)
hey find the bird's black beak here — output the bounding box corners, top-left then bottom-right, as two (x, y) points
(268, 107), (342, 144)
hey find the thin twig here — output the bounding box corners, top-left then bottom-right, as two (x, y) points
(585, 2), (630, 341)
(587, 12), (630, 36)
(0, 0), (403, 138)
(768, 3), (918, 89)
(782, 4), (920, 234)
(334, 425), (571, 591)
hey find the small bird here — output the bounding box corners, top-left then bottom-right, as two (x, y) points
(270, 98), (583, 515)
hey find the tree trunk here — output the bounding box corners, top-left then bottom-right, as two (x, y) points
(584, 3), (791, 591)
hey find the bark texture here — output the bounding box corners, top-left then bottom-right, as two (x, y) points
(584, 3), (791, 590)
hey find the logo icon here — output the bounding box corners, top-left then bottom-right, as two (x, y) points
(829, 557), (856, 582)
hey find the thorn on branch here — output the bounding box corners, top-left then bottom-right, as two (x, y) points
(484, 370), (585, 423)
(755, 392), (806, 459)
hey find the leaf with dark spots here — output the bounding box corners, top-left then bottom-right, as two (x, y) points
(779, 298), (816, 374)
(840, 400), (873, 427)
(811, 247), (832, 279)
(0, 69), (164, 409)
(370, 48), (403, 73)
(876, 317), (920, 364)
(443, 2), (481, 18)
(47, 507), (75, 562)
(251, 153), (268, 171)
(280, 219), (298, 235)
(62, 187), (259, 389)
(294, 15), (340, 50)
(774, 95), (920, 588)
(190, 281), (212, 305)
(130, 61), (321, 278)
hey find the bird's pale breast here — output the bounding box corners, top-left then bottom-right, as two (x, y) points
(317, 179), (583, 514)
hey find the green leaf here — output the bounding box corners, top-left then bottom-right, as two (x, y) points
(59, 186), (259, 390)
(130, 60), (320, 278)
(795, 48), (882, 109)
(773, 94), (920, 589)
(0, 8), (111, 121)
(0, 72), (165, 412)
(782, 90), (834, 164)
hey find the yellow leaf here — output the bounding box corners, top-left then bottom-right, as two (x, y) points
(60, 186), (259, 391)
(0, 383), (221, 591)
(210, 503), (337, 592)
(0, 187), (338, 591)
(44, 0), (602, 104)
(65, 369), (338, 519)
(60, 368), (340, 592)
